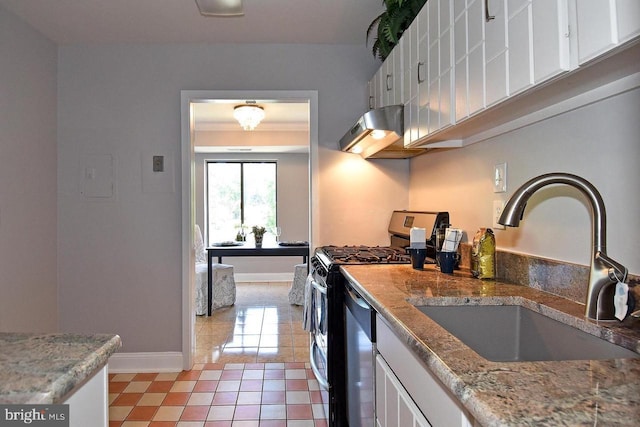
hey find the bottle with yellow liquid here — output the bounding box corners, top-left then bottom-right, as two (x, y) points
(471, 228), (495, 279)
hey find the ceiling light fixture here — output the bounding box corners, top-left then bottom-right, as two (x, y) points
(195, 0), (244, 17)
(233, 103), (265, 131)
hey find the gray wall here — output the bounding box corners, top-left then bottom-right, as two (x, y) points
(409, 86), (640, 276)
(56, 43), (394, 353)
(195, 152), (310, 275)
(0, 6), (58, 332)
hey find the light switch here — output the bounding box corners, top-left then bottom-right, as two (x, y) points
(493, 163), (507, 193)
(153, 155), (164, 172)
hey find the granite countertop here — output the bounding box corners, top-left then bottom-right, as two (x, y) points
(340, 264), (640, 426)
(0, 333), (122, 404)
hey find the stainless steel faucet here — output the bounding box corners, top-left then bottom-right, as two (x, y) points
(498, 173), (628, 321)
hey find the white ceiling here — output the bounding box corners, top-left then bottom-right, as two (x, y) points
(0, 0), (382, 152)
(0, 0), (384, 45)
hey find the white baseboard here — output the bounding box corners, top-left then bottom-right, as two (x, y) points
(235, 272), (294, 283)
(108, 352), (184, 373)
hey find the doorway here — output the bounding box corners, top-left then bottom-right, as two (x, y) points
(181, 90), (319, 370)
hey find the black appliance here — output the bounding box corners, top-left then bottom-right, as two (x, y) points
(308, 211), (449, 426)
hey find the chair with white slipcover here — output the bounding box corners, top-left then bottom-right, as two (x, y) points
(194, 225), (236, 315)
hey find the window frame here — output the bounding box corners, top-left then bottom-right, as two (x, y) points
(205, 160), (278, 245)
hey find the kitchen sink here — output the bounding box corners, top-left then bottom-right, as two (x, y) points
(416, 305), (639, 362)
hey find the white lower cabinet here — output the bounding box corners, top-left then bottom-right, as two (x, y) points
(63, 364), (109, 427)
(376, 354), (430, 427)
(376, 315), (475, 427)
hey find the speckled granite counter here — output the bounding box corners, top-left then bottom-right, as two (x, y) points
(0, 333), (121, 404)
(341, 264), (640, 426)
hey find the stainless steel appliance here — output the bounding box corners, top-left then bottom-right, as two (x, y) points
(339, 105), (425, 159)
(344, 279), (376, 427)
(308, 210), (449, 426)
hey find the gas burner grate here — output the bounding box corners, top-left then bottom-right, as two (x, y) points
(321, 245), (411, 264)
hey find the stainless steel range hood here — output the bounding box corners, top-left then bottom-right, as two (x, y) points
(339, 105), (425, 159)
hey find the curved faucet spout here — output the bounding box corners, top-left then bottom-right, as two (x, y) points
(498, 173), (627, 320)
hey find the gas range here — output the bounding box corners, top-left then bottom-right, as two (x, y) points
(308, 211), (449, 427)
(313, 211), (450, 273)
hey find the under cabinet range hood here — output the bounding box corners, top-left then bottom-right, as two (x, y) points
(339, 105), (425, 159)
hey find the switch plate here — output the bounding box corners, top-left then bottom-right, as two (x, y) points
(153, 155), (164, 172)
(493, 200), (506, 230)
(493, 163), (507, 193)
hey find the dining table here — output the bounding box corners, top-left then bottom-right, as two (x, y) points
(206, 241), (309, 315)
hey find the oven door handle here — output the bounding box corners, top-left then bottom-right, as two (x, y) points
(310, 339), (330, 390)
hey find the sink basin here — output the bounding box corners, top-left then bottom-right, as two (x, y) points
(417, 305), (639, 362)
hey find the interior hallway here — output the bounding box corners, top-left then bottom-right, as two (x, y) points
(108, 281), (325, 426)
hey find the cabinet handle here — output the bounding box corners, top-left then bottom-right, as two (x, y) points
(485, 0), (495, 22)
(417, 62), (425, 83)
(386, 74), (392, 91)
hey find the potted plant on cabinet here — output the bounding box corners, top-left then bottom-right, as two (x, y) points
(367, 0), (427, 61)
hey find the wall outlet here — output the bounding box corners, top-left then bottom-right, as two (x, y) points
(493, 163), (507, 193)
(493, 200), (506, 230)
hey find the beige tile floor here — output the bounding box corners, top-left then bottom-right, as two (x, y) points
(194, 282), (310, 364)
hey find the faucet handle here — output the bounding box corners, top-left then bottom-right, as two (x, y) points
(596, 252), (628, 283)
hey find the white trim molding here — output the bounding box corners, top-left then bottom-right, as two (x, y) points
(108, 352), (184, 373)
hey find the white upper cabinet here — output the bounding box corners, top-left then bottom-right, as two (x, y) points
(507, 0), (534, 95)
(416, 6), (431, 142)
(367, 0), (638, 150)
(404, 23), (419, 146)
(485, 0), (508, 107)
(616, 0), (640, 44)
(454, 0), (486, 121)
(576, 0), (640, 65)
(426, 0), (454, 134)
(532, 0), (571, 83)
(385, 45), (404, 106)
(575, 0), (617, 64)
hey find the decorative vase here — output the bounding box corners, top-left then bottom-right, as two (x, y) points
(255, 235), (263, 247)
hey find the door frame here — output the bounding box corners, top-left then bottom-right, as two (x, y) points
(180, 90), (319, 369)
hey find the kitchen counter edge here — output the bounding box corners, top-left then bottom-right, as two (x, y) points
(0, 332), (122, 404)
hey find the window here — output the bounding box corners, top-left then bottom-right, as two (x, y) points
(206, 161), (277, 244)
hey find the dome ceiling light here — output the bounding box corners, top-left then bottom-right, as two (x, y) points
(233, 102), (265, 131)
(195, 0), (244, 17)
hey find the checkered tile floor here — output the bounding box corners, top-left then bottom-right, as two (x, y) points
(109, 362), (327, 426)
(109, 282), (326, 426)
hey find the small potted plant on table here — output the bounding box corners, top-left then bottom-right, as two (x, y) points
(252, 226), (266, 247)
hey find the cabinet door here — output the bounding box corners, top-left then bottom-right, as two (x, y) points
(454, 3), (468, 121)
(439, 0), (454, 130)
(485, 0), (508, 106)
(575, 0), (617, 64)
(616, 0), (640, 44)
(404, 22), (419, 146)
(532, 0), (570, 84)
(376, 354), (432, 427)
(368, 76), (376, 110)
(508, 1), (534, 95)
(455, 0), (485, 122)
(416, 6), (430, 141)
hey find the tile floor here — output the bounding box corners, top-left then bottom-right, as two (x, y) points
(109, 282), (325, 427)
